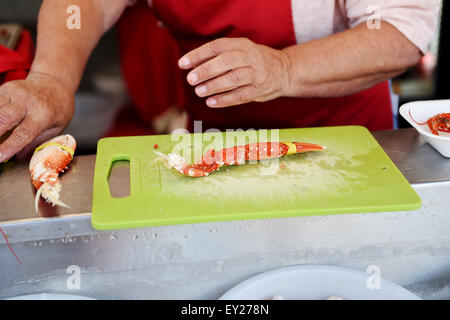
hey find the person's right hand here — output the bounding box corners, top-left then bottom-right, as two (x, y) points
(0, 72), (75, 162)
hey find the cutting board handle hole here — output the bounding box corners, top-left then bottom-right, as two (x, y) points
(107, 159), (130, 198)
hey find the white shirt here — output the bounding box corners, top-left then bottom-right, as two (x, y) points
(291, 0), (441, 53)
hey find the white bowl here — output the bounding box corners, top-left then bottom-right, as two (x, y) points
(399, 100), (450, 158)
(5, 293), (96, 300)
(219, 265), (420, 300)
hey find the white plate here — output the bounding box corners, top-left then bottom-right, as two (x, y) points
(399, 100), (450, 158)
(219, 265), (420, 300)
(5, 293), (96, 300)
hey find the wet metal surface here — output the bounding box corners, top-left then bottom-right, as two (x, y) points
(373, 129), (450, 183)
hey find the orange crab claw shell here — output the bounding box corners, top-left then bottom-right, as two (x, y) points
(293, 142), (326, 153)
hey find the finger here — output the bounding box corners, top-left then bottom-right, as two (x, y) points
(0, 118), (42, 162)
(195, 67), (254, 97)
(187, 50), (250, 86)
(206, 85), (259, 108)
(0, 102), (26, 137)
(178, 37), (252, 69)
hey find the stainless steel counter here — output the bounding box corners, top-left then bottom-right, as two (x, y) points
(372, 129), (450, 183)
(1, 128), (450, 300)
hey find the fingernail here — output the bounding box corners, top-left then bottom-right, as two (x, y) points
(207, 98), (217, 107)
(179, 57), (190, 68)
(195, 86), (207, 96)
(187, 72), (198, 84)
(0, 152), (5, 163)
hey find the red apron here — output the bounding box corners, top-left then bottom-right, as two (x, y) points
(0, 30), (34, 84)
(109, 0), (393, 136)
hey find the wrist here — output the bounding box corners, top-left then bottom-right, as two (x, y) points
(28, 67), (79, 95)
(27, 70), (76, 96)
(281, 46), (314, 98)
(278, 48), (295, 98)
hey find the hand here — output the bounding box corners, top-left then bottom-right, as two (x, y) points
(178, 37), (292, 108)
(0, 72), (74, 162)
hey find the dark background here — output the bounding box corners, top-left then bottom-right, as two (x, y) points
(437, 0), (449, 100)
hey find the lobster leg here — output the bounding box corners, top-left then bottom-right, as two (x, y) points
(157, 142), (325, 177)
(203, 142), (325, 166)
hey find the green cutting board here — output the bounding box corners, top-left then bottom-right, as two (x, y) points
(91, 126), (421, 230)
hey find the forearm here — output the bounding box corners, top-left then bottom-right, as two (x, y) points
(283, 22), (422, 98)
(30, 0), (129, 94)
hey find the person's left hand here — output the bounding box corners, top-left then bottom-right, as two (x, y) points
(178, 37), (292, 108)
